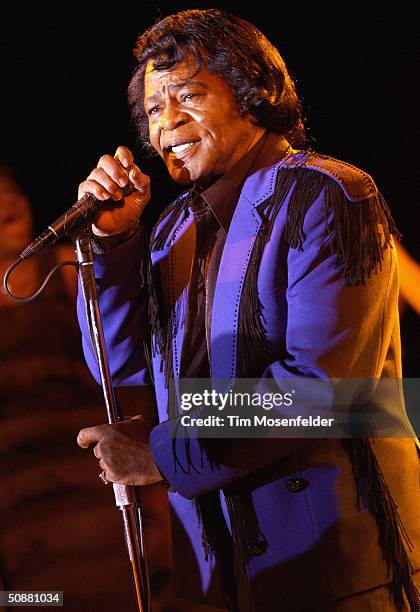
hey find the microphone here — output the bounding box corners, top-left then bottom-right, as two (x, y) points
(19, 182), (134, 261)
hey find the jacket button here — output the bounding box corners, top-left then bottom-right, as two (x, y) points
(246, 540), (267, 556)
(286, 478), (308, 493)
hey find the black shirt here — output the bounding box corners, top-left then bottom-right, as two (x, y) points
(180, 131), (292, 379)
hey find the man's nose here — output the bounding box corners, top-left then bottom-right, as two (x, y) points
(160, 101), (187, 131)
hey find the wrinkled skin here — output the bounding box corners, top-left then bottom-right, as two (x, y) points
(77, 415), (162, 485)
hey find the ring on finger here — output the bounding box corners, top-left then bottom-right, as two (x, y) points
(99, 470), (108, 485)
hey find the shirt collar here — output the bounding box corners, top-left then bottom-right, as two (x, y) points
(194, 132), (291, 233)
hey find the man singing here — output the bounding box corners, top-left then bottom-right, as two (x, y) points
(76, 9), (420, 611)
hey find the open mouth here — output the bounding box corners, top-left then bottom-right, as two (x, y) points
(165, 140), (200, 156)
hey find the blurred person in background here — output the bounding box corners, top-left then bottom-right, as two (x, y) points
(0, 165), (174, 611)
(395, 240), (420, 356)
(395, 240), (420, 436)
(396, 241), (420, 318)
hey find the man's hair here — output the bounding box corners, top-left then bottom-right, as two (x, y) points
(128, 9), (306, 153)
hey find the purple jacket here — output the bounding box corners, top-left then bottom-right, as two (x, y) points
(78, 151), (420, 611)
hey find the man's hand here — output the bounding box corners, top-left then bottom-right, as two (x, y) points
(77, 415), (163, 486)
(77, 145), (151, 236)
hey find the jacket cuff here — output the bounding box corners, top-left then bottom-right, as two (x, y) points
(91, 225), (140, 254)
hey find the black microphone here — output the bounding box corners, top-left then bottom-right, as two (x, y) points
(19, 182), (134, 260)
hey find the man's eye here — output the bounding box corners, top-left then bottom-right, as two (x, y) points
(181, 93), (198, 103)
(147, 106), (160, 116)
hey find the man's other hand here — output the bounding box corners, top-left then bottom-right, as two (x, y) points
(77, 415), (163, 486)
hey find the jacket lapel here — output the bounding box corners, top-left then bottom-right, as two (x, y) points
(151, 209), (195, 383)
(210, 163), (281, 384)
(169, 216), (195, 379)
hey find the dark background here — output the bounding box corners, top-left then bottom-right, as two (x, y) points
(1, 1), (419, 373)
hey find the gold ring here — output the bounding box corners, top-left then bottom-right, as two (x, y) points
(99, 470), (108, 485)
(117, 158), (134, 173)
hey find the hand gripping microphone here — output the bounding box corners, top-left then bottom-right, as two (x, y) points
(19, 182), (134, 261)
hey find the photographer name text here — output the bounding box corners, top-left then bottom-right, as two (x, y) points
(180, 415), (335, 428)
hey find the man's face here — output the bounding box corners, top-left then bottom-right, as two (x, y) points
(144, 58), (265, 186)
(0, 177), (32, 256)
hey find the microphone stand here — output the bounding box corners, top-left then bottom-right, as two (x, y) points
(74, 226), (150, 612)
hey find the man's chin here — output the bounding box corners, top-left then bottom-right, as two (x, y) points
(166, 163), (194, 186)
(166, 164), (217, 188)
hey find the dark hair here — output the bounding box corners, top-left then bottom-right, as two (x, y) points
(128, 9), (306, 153)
